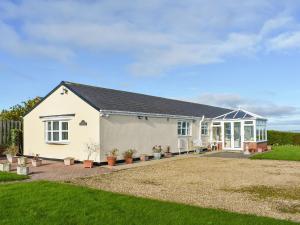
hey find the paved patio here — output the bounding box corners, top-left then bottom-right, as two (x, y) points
(0, 157), (113, 181)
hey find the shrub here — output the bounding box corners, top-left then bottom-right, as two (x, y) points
(268, 130), (300, 145)
(123, 149), (136, 158)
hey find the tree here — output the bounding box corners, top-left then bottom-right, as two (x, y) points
(0, 97), (41, 121)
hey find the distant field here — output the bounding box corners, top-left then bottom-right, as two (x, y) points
(251, 145), (300, 161)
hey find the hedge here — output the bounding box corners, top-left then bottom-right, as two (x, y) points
(268, 130), (300, 145)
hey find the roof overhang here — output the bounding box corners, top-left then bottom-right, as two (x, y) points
(99, 109), (202, 120)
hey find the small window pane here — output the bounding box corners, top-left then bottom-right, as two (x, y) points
(53, 132), (59, 141)
(47, 132), (52, 141)
(244, 126), (254, 141)
(62, 132), (68, 140)
(53, 122), (59, 130)
(62, 122), (68, 130)
(47, 122), (52, 130)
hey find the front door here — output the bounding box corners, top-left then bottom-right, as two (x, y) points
(222, 121), (242, 150)
(234, 122), (241, 149)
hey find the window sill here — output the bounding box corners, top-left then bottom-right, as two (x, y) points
(256, 140), (268, 143)
(46, 141), (70, 145)
(178, 135), (192, 137)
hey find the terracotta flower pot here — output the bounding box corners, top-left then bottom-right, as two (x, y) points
(124, 157), (133, 164)
(164, 152), (172, 158)
(83, 160), (94, 168)
(107, 156), (117, 166)
(140, 155), (149, 161)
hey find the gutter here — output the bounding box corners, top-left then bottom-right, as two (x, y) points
(198, 115), (205, 146)
(99, 109), (201, 120)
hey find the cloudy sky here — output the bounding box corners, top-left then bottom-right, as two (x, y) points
(1, 0), (300, 130)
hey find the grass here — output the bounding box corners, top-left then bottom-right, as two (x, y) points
(0, 171), (29, 182)
(0, 181), (298, 225)
(225, 185), (300, 201)
(251, 145), (300, 161)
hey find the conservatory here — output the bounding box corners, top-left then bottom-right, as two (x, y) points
(209, 109), (268, 152)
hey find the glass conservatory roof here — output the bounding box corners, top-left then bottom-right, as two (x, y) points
(214, 109), (264, 120)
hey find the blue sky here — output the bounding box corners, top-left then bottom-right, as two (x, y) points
(1, 0), (300, 130)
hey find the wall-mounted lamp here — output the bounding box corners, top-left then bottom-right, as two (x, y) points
(61, 88), (68, 95)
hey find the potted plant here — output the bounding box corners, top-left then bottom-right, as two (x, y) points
(17, 161), (29, 175)
(84, 142), (100, 168)
(18, 156), (27, 166)
(0, 162), (11, 172)
(164, 146), (172, 158)
(106, 148), (119, 166)
(4, 145), (18, 163)
(152, 145), (162, 160)
(140, 154), (149, 161)
(123, 149), (136, 164)
(64, 157), (75, 166)
(32, 154), (42, 167)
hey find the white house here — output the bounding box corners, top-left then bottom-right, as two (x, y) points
(23, 81), (268, 163)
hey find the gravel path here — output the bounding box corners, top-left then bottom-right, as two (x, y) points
(74, 156), (300, 222)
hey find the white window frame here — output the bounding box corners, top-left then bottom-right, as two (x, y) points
(45, 120), (70, 144)
(201, 122), (209, 136)
(244, 121), (255, 142)
(212, 122), (222, 142)
(177, 121), (191, 136)
(255, 120), (267, 142)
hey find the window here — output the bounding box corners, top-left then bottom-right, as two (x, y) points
(213, 126), (222, 141)
(256, 120), (267, 141)
(46, 121), (69, 143)
(244, 125), (254, 141)
(177, 121), (191, 136)
(212, 122), (222, 142)
(201, 122), (209, 135)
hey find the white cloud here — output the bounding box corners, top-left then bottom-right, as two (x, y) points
(0, 21), (74, 61)
(268, 32), (300, 50)
(1, 0), (300, 75)
(194, 93), (298, 117)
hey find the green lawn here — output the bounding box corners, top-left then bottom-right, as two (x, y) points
(251, 145), (300, 161)
(0, 181), (297, 225)
(0, 171), (29, 182)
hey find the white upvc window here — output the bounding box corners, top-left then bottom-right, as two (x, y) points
(256, 120), (267, 142)
(244, 121), (255, 141)
(201, 122), (209, 136)
(177, 121), (191, 136)
(45, 120), (69, 144)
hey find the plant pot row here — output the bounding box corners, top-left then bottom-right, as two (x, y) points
(106, 152), (172, 167)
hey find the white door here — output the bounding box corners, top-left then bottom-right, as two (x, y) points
(223, 121), (242, 150)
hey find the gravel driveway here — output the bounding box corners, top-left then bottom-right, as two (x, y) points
(74, 156), (300, 222)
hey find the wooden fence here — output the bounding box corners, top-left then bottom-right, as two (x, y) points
(0, 120), (22, 146)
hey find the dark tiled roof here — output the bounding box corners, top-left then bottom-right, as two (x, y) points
(63, 81), (232, 118)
